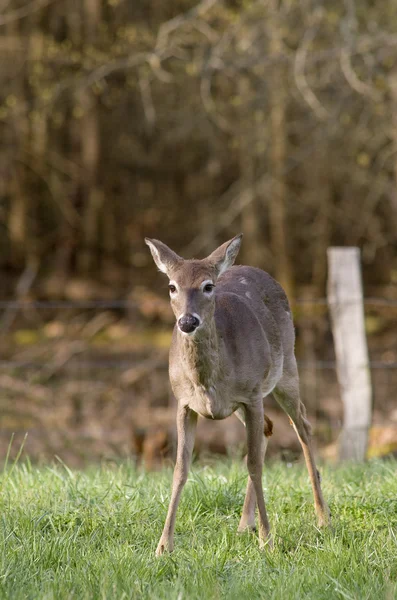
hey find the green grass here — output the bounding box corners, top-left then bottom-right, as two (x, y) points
(1, 457), (397, 600)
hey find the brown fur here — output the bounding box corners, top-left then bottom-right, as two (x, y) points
(145, 234), (330, 555)
(264, 415), (273, 438)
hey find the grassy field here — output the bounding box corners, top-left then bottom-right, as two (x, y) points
(0, 456), (396, 600)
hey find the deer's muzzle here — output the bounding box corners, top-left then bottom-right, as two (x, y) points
(178, 314), (201, 334)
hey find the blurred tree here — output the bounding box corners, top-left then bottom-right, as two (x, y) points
(0, 0), (396, 298)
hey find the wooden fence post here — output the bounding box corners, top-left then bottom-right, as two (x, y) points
(327, 247), (372, 461)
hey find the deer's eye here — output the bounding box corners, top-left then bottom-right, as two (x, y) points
(203, 283), (214, 294)
(169, 284), (177, 294)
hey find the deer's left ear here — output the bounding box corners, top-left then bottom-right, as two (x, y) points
(145, 238), (183, 276)
(207, 234), (242, 277)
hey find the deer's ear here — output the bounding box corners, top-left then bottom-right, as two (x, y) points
(207, 234), (243, 277)
(145, 238), (183, 275)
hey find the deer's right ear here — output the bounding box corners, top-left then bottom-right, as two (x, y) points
(145, 238), (183, 275)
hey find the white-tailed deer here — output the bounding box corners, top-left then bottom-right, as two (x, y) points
(145, 234), (330, 555)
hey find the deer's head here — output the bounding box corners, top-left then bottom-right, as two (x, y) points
(145, 235), (242, 336)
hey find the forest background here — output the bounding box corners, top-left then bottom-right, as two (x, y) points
(0, 0), (397, 465)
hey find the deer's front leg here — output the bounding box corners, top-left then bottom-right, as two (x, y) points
(244, 400), (272, 548)
(156, 405), (197, 556)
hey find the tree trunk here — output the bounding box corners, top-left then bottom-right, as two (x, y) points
(8, 172), (27, 267)
(310, 144), (331, 294)
(267, 5), (293, 298)
(240, 140), (263, 267)
(8, 17), (29, 269)
(389, 65), (397, 233)
(239, 78), (264, 267)
(78, 0), (103, 273)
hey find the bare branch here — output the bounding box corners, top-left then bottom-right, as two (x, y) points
(0, 0), (60, 27)
(148, 53), (173, 84)
(0, 0), (13, 13)
(294, 10), (329, 120)
(340, 48), (382, 100)
(200, 25), (238, 132)
(0, 258), (39, 334)
(148, 0), (219, 84)
(340, 0), (382, 100)
(155, 0), (218, 53)
(77, 52), (149, 91)
(16, 152), (81, 226)
(193, 19), (219, 44)
(139, 71), (156, 128)
(0, 374), (52, 401)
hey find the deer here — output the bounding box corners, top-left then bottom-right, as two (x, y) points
(145, 234), (330, 556)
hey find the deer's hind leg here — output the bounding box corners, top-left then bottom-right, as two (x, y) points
(273, 362), (331, 527)
(235, 404), (273, 533)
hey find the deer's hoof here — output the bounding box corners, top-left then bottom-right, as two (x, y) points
(155, 539), (173, 556)
(317, 516), (331, 528)
(259, 534), (274, 551)
(317, 504), (332, 528)
(237, 523), (257, 534)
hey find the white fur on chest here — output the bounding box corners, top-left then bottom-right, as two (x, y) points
(187, 385), (238, 420)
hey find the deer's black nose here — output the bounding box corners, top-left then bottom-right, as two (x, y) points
(178, 314), (200, 333)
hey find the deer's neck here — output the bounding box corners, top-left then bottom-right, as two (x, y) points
(179, 320), (220, 389)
